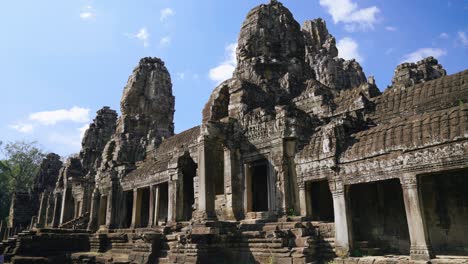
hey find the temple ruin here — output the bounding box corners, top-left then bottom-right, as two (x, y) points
(1, 1), (467, 263)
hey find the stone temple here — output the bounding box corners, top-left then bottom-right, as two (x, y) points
(1, 1), (468, 263)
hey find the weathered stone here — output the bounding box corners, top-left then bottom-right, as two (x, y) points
(234, 0), (308, 103)
(391, 56), (446, 89)
(99, 57), (175, 173)
(32, 153), (62, 194)
(303, 19), (367, 91)
(80, 106), (117, 175)
(4, 1), (468, 264)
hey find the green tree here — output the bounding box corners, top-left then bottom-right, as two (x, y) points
(0, 141), (45, 222)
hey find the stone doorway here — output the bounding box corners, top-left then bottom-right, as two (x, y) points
(246, 160), (269, 212)
(349, 179), (410, 255)
(180, 155), (197, 221)
(123, 190), (133, 228)
(136, 187), (150, 228)
(306, 180), (334, 222)
(156, 182), (169, 225)
(419, 169), (468, 256)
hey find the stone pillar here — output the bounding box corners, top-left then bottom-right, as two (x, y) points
(105, 185), (114, 228)
(131, 188), (139, 228)
(329, 179), (352, 258)
(196, 139), (215, 219)
(223, 146), (241, 220)
(59, 188), (69, 225)
(45, 194), (55, 227)
(36, 192), (49, 228)
(168, 181), (176, 223)
(51, 193), (62, 228)
(148, 185), (155, 227)
(401, 174), (434, 261)
(298, 182), (307, 217)
(153, 185), (160, 226)
(87, 188), (100, 231)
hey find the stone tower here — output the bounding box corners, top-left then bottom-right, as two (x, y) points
(100, 57), (175, 171)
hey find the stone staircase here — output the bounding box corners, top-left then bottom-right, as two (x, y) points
(312, 222), (337, 261)
(159, 219), (333, 264)
(59, 213), (90, 229)
(73, 229), (166, 264)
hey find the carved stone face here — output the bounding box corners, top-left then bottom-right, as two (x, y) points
(236, 2), (304, 65)
(233, 2), (307, 101)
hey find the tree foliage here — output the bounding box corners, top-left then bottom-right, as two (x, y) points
(0, 141), (45, 222)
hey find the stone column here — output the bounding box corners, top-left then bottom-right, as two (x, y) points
(105, 185), (115, 228)
(36, 192), (49, 228)
(51, 193), (62, 228)
(298, 182), (307, 217)
(223, 145), (241, 220)
(45, 194), (55, 227)
(329, 179), (352, 258)
(59, 188), (69, 225)
(168, 181), (177, 223)
(148, 185), (155, 227)
(87, 188), (100, 232)
(196, 139), (215, 219)
(130, 188), (139, 228)
(401, 174), (434, 261)
(153, 185), (160, 226)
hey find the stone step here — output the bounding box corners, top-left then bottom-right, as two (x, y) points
(158, 257), (170, 264)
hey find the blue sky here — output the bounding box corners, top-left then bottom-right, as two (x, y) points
(0, 0), (466, 157)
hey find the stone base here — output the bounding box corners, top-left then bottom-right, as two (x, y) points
(410, 245), (435, 261)
(335, 246), (350, 258)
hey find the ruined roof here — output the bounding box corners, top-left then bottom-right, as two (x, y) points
(296, 70), (468, 177)
(123, 126), (200, 183)
(341, 104), (468, 163)
(369, 70), (468, 124)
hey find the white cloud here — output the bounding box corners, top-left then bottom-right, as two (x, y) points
(209, 43), (237, 83)
(9, 122), (34, 134)
(400, 48), (447, 63)
(80, 5), (95, 20)
(439, 32), (449, 39)
(385, 26), (397, 32)
(160, 8), (175, 22)
(336, 37), (363, 62)
(457, 31), (468, 47)
(159, 36), (171, 47)
(135, 28), (150, 47)
(29, 106), (90, 125)
(319, 0), (380, 31)
(177, 73), (185, 80)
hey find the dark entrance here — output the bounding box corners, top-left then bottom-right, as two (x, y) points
(180, 155), (197, 221)
(139, 187), (150, 227)
(307, 180), (334, 221)
(420, 169), (468, 256)
(349, 179), (410, 255)
(250, 160), (269, 212)
(157, 182), (169, 224)
(123, 190), (133, 228)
